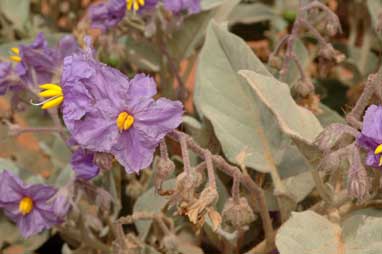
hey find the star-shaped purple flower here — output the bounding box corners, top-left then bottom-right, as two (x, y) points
(61, 47), (183, 173)
(0, 170), (63, 238)
(357, 104), (382, 168)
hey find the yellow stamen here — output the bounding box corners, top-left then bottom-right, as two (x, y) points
(37, 83), (64, 110)
(379, 156), (382, 166)
(39, 89), (63, 98)
(11, 47), (20, 55)
(375, 144), (382, 155)
(19, 197), (33, 216)
(116, 112), (134, 131)
(9, 55), (21, 62)
(126, 0), (145, 11)
(39, 84), (62, 91)
(41, 96), (64, 110)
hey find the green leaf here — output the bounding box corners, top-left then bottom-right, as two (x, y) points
(277, 209), (382, 254)
(168, 10), (215, 61)
(367, 0), (382, 35)
(283, 39), (310, 87)
(133, 179), (176, 239)
(195, 22), (290, 173)
(317, 104), (345, 127)
(276, 211), (342, 254)
(343, 208), (382, 254)
(238, 70), (323, 144)
(229, 3), (287, 31)
(0, 0), (30, 31)
(120, 36), (161, 72)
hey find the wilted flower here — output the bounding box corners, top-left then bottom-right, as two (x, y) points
(186, 187), (220, 231)
(357, 105), (382, 168)
(0, 170), (63, 237)
(163, 0), (201, 14)
(71, 148), (100, 180)
(60, 46), (183, 173)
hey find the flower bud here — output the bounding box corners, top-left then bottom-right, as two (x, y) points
(94, 152), (114, 170)
(295, 79), (315, 97)
(222, 197), (255, 228)
(154, 158), (175, 192)
(348, 149), (371, 202)
(314, 123), (356, 152)
(269, 55), (283, 69)
(319, 44), (345, 63)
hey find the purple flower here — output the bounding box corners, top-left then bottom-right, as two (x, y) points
(163, 0), (201, 14)
(12, 33), (79, 89)
(71, 149), (100, 180)
(0, 170), (62, 238)
(89, 0), (160, 31)
(0, 62), (13, 95)
(89, 0), (126, 31)
(61, 48), (183, 173)
(357, 105), (382, 168)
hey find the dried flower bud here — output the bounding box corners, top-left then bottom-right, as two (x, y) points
(319, 44), (345, 63)
(154, 158), (175, 192)
(94, 152), (114, 170)
(326, 23), (337, 37)
(269, 55), (283, 69)
(295, 78), (315, 97)
(126, 180), (145, 200)
(222, 197), (255, 228)
(348, 148), (371, 202)
(162, 234), (178, 252)
(314, 124), (358, 152)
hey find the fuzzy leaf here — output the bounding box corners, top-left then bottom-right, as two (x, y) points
(195, 22), (292, 173)
(133, 179), (176, 239)
(276, 211), (343, 254)
(239, 70), (323, 144)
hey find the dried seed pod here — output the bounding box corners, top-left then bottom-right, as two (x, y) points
(154, 158), (175, 192)
(222, 197), (255, 228)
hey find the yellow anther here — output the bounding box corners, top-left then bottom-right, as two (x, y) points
(379, 156), (382, 166)
(19, 197), (33, 216)
(375, 144), (382, 155)
(39, 84), (62, 91)
(116, 112), (134, 131)
(9, 55), (21, 63)
(126, 0), (145, 11)
(41, 96), (64, 110)
(123, 115), (134, 130)
(11, 47), (20, 55)
(37, 83), (64, 110)
(39, 89), (63, 98)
